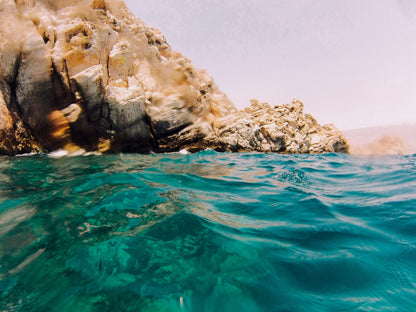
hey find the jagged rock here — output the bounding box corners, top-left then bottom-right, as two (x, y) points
(0, 92), (12, 132)
(90, 0), (106, 10)
(70, 65), (105, 122)
(0, 0), (348, 155)
(186, 99), (348, 154)
(0, 91), (41, 155)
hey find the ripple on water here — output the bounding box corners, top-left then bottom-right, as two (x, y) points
(0, 152), (415, 311)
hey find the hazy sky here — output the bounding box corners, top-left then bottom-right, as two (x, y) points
(124, 0), (416, 130)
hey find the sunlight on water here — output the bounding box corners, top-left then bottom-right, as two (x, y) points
(0, 151), (415, 311)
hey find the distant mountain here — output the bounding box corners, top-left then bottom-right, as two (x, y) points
(343, 124), (416, 155)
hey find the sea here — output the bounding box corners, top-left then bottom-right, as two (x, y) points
(0, 150), (415, 311)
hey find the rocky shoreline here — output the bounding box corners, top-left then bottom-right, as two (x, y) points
(0, 0), (348, 156)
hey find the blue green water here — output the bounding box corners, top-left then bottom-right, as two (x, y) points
(0, 151), (415, 311)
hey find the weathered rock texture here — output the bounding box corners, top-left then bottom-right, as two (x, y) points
(0, 0), (348, 155)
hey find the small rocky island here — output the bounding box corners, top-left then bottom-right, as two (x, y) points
(0, 0), (349, 155)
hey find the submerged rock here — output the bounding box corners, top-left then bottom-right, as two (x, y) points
(0, 0), (348, 155)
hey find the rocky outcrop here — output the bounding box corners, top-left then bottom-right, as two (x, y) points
(211, 99), (348, 153)
(0, 0), (348, 155)
(157, 99), (349, 153)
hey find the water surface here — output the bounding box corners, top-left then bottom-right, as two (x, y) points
(0, 151), (415, 311)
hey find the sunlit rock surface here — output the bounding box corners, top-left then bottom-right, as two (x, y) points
(0, 0), (348, 155)
(165, 99), (349, 154)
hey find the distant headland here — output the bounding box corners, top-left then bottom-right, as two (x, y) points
(0, 0), (348, 156)
(344, 124), (416, 156)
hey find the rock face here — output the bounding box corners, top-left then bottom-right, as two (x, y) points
(0, 0), (348, 155)
(206, 99), (348, 153)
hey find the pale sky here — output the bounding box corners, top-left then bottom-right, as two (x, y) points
(124, 0), (416, 130)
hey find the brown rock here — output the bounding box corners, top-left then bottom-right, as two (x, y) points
(0, 0), (348, 155)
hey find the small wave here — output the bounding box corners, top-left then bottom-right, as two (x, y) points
(48, 148), (102, 158)
(0, 152), (415, 311)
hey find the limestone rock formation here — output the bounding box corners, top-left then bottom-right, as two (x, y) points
(213, 99), (348, 153)
(158, 99), (349, 153)
(0, 0), (348, 155)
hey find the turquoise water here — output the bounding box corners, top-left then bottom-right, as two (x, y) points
(0, 151), (415, 311)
